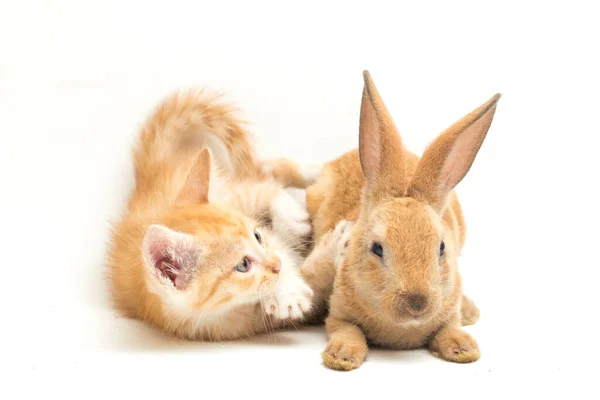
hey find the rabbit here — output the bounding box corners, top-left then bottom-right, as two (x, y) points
(304, 71), (500, 370)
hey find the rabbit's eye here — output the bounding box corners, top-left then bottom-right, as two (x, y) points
(440, 241), (446, 257)
(371, 242), (384, 258)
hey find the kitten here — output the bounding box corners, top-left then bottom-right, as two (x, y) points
(107, 89), (333, 340)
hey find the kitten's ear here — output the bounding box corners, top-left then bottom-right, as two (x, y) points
(142, 224), (200, 289)
(176, 147), (212, 204)
(359, 71), (407, 199)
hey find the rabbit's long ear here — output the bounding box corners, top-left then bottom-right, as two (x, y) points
(359, 71), (406, 199)
(408, 93), (501, 212)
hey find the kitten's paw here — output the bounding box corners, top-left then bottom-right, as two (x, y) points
(322, 339), (367, 371)
(298, 164), (322, 185)
(271, 190), (311, 238)
(429, 329), (480, 363)
(259, 159), (277, 176)
(265, 280), (313, 320)
(260, 159), (321, 187)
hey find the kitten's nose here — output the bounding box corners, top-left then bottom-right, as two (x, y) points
(265, 257), (281, 274)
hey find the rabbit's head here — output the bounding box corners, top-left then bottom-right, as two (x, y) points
(344, 71), (500, 325)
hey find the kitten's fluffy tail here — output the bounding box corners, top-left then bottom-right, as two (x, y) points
(129, 89), (318, 213)
(128, 89), (267, 212)
(133, 89), (263, 185)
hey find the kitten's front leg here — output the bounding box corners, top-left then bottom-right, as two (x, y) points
(270, 189), (312, 239)
(261, 158), (321, 189)
(263, 264), (314, 320)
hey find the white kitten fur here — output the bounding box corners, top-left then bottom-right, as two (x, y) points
(271, 189), (312, 238)
(205, 158), (313, 322)
(263, 233), (313, 319)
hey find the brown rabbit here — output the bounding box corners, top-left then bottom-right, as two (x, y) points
(304, 71), (500, 370)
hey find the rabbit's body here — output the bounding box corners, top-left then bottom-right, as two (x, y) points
(307, 150), (467, 351)
(305, 71), (499, 370)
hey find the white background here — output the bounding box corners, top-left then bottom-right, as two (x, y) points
(1, 1), (598, 398)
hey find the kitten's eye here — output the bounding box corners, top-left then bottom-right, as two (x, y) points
(440, 241), (446, 257)
(254, 230), (262, 244)
(234, 257), (251, 273)
(371, 242), (383, 258)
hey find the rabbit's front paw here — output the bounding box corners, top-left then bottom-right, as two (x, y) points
(460, 295), (480, 326)
(334, 220), (354, 268)
(322, 339), (367, 371)
(429, 328), (480, 363)
(265, 279), (313, 320)
(271, 190), (311, 238)
(316, 220), (354, 263)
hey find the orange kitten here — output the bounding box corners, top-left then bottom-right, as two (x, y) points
(107, 90), (325, 340)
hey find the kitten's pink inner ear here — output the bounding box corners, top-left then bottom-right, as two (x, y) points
(155, 259), (185, 289)
(142, 225), (200, 289)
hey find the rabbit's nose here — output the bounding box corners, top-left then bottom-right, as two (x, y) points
(400, 294), (428, 316)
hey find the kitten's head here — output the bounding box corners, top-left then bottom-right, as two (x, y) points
(139, 148), (297, 323)
(142, 209), (293, 317)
